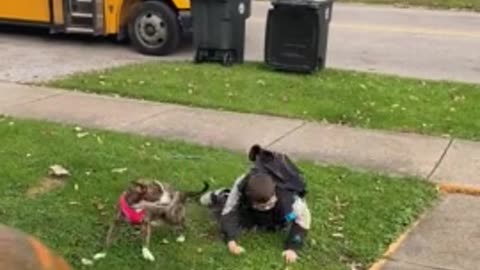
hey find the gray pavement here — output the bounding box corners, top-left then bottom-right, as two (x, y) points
(0, 82), (478, 186)
(0, 3), (479, 83)
(382, 195), (480, 270)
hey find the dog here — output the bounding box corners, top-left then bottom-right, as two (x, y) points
(0, 224), (72, 270)
(102, 179), (209, 261)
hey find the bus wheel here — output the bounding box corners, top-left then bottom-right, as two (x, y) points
(128, 1), (180, 56)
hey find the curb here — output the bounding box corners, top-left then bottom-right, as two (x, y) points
(368, 219), (420, 270)
(437, 182), (480, 196)
(369, 182), (480, 270)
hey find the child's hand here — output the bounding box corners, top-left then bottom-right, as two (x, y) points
(228, 241), (245, 255)
(282, 249), (298, 263)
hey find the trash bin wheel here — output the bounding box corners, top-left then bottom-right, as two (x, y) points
(194, 49), (206, 63)
(128, 1), (181, 56)
(222, 51), (234, 66)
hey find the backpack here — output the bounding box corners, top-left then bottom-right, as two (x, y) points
(247, 145), (307, 198)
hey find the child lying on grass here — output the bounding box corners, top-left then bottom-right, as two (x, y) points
(200, 145), (311, 264)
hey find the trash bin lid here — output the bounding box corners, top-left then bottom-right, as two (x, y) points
(271, 0), (333, 7)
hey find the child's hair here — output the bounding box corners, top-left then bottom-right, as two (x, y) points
(245, 172), (275, 203)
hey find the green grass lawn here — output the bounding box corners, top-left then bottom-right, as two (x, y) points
(0, 116), (437, 270)
(49, 62), (480, 140)
(337, 0), (480, 11)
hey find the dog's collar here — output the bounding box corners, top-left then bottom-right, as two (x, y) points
(119, 193), (145, 225)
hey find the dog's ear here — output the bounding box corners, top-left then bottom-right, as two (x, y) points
(131, 180), (147, 194)
(154, 180), (165, 193)
(248, 144), (262, 161)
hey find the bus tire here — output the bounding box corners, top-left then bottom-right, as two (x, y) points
(128, 1), (180, 56)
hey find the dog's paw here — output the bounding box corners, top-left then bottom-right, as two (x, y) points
(142, 247), (155, 262)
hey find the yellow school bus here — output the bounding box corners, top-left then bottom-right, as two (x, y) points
(0, 0), (192, 55)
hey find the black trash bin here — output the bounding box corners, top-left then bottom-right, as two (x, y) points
(264, 0), (333, 73)
(191, 0), (251, 66)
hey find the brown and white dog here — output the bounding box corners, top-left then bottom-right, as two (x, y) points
(101, 179), (209, 261)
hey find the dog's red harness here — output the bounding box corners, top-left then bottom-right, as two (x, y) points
(119, 193), (145, 225)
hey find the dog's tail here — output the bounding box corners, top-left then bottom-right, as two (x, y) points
(183, 181), (210, 200)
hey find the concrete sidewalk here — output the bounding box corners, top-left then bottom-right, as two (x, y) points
(0, 82), (479, 188)
(1, 82), (480, 270)
(380, 195), (480, 270)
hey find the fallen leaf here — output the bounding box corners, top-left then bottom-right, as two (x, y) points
(162, 239), (169, 244)
(26, 153), (32, 158)
(409, 95), (419, 101)
(256, 79), (266, 86)
(332, 233), (344, 238)
(74, 126), (83, 132)
(95, 203), (105, 211)
(176, 235), (186, 243)
(93, 252), (107, 260)
(49, 165), (70, 177)
(349, 262), (363, 270)
(453, 95), (465, 102)
(112, 168), (128, 174)
(81, 258), (94, 266)
(77, 132), (89, 138)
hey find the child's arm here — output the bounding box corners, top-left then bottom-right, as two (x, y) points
(283, 197), (311, 261)
(220, 174), (247, 248)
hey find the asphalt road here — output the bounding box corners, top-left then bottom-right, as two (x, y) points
(0, 2), (479, 83)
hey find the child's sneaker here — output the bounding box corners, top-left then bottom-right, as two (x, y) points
(199, 188), (230, 207)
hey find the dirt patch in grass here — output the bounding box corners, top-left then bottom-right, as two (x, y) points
(26, 177), (66, 198)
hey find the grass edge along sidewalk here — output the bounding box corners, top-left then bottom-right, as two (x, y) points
(0, 116), (438, 270)
(337, 0), (480, 12)
(49, 61), (480, 141)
